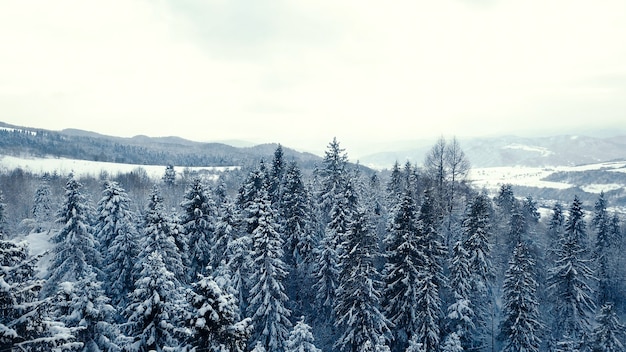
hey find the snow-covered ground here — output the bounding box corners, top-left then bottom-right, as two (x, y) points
(470, 161), (626, 194)
(0, 155), (239, 180)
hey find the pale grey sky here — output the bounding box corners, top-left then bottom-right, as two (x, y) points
(1, 0), (625, 156)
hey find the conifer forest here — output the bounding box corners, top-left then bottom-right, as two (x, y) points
(1, 137), (625, 352)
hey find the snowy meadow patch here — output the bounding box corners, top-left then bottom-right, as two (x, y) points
(0, 154), (239, 180)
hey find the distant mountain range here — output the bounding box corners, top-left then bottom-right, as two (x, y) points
(359, 134), (626, 169)
(3, 121), (626, 172)
(0, 121), (322, 170)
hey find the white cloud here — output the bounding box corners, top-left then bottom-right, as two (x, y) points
(1, 0), (625, 156)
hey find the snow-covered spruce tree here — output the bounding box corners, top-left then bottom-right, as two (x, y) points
(95, 180), (140, 305)
(445, 239), (474, 348)
(281, 161), (316, 270)
(382, 188), (422, 351)
(212, 199), (240, 271)
(385, 161), (405, 209)
(608, 214), (624, 311)
(251, 341), (267, 352)
(312, 175), (358, 347)
(507, 201), (527, 247)
(229, 162), (271, 314)
(246, 187), (291, 352)
(414, 189), (447, 352)
(440, 332), (463, 352)
(46, 174), (101, 294)
(311, 218), (340, 320)
(95, 180), (135, 252)
(180, 178), (216, 279)
(125, 251), (183, 352)
(334, 208), (391, 352)
(591, 303), (625, 352)
(186, 272), (251, 352)
(136, 185), (185, 282)
(495, 184), (516, 216)
(460, 193), (494, 350)
(0, 191), (6, 238)
(32, 179), (53, 233)
(499, 242), (542, 352)
(315, 137), (349, 225)
(268, 144), (286, 205)
(280, 161), (317, 316)
(548, 195), (596, 348)
(285, 317), (322, 352)
(522, 195), (540, 225)
(57, 271), (123, 351)
(310, 139), (354, 339)
(0, 239), (78, 350)
(237, 161), (268, 234)
(546, 203), (565, 261)
(224, 215), (252, 316)
(592, 192), (616, 307)
(162, 164), (176, 187)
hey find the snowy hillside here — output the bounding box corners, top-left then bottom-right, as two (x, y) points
(470, 160), (626, 213)
(359, 134), (626, 169)
(0, 154), (238, 180)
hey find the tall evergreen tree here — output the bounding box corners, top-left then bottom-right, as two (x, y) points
(316, 137), (349, 224)
(281, 161), (316, 271)
(285, 317), (322, 352)
(280, 161), (317, 316)
(125, 251), (183, 352)
(269, 144), (286, 205)
(180, 178), (216, 279)
(312, 176), (356, 310)
(0, 190), (6, 238)
(460, 193), (494, 350)
(499, 242), (542, 352)
(383, 189), (422, 351)
(137, 185), (185, 281)
(246, 187), (291, 352)
(592, 192), (614, 306)
(95, 181), (140, 304)
(186, 272), (251, 352)
(591, 304), (625, 352)
(546, 202), (566, 266)
(32, 180), (53, 233)
(548, 196), (596, 347)
(46, 175), (101, 294)
(0, 239), (78, 350)
(237, 162), (268, 219)
(57, 271), (123, 351)
(212, 199), (240, 271)
(311, 220), (340, 320)
(446, 239), (474, 346)
(386, 161), (405, 208)
(334, 209), (391, 352)
(414, 189), (447, 352)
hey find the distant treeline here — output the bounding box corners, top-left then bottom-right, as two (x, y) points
(0, 126), (322, 168)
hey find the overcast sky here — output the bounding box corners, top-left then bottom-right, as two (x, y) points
(1, 0), (625, 156)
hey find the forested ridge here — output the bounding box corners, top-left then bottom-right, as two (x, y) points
(0, 122), (321, 168)
(1, 138), (625, 351)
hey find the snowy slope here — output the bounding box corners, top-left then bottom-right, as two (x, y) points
(470, 161), (626, 193)
(0, 154), (238, 180)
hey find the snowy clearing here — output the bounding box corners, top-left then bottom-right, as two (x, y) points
(469, 166), (572, 192)
(0, 155), (239, 180)
(470, 161), (626, 194)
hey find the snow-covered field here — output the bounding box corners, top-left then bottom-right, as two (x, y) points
(0, 154), (239, 180)
(470, 161), (626, 194)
